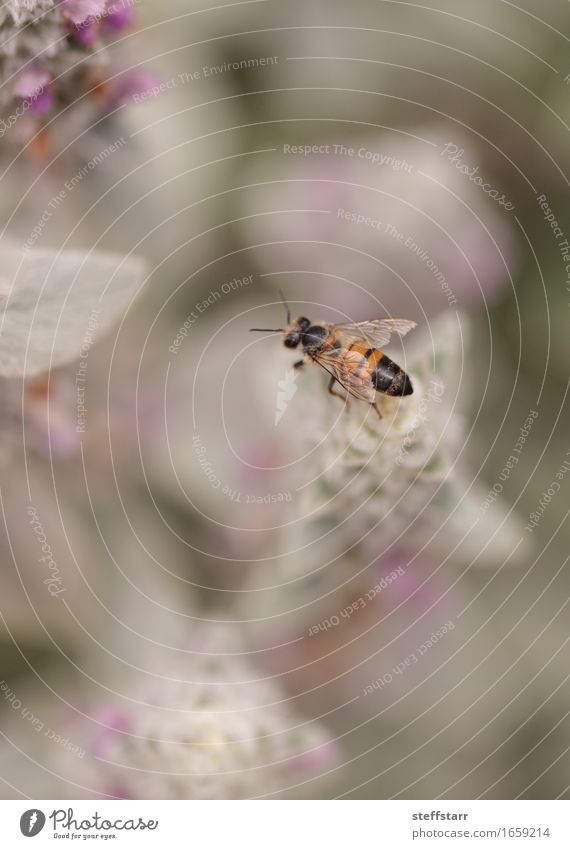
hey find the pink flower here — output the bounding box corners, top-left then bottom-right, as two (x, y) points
(62, 0), (107, 24)
(109, 67), (160, 105)
(27, 85), (55, 115)
(66, 16), (100, 47)
(102, 0), (136, 30)
(90, 706), (131, 758)
(290, 739), (339, 776)
(81, 624), (339, 799)
(13, 65), (50, 99)
(1, 0), (151, 160)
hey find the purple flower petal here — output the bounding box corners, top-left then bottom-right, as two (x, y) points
(63, 0), (107, 25)
(90, 706), (131, 757)
(13, 66), (50, 99)
(290, 739), (338, 775)
(67, 18), (100, 47)
(110, 68), (161, 104)
(103, 0), (136, 30)
(27, 86), (55, 115)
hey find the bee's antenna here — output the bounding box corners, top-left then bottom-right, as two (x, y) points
(249, 328), (284, 333)
(278, 289), (291, 325)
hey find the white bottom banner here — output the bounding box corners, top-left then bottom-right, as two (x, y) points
(1, 800), (568, 848)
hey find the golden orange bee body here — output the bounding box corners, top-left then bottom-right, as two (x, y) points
(251, 296), (416, 418)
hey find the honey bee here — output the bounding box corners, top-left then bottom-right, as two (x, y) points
(251, 294), (416, 418)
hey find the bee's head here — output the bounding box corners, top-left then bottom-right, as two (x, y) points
(283, 316), (310, 348)
(251, 291), (311, 348)
(249, 292), (310, 347)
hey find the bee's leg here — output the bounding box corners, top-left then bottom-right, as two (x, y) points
(371, 401), (383, 420)
(328, 376), (350, 408)
(293, 359), (305, 370)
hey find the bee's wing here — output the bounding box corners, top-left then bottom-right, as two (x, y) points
(311, 347), (377, 403)
(337, 318), (417, 349)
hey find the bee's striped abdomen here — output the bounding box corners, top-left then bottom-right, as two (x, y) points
(371, 351), (413, 396)
(345, 342), (413, 396)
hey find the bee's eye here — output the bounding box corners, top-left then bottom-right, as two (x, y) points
(284, 332), (300, 348)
